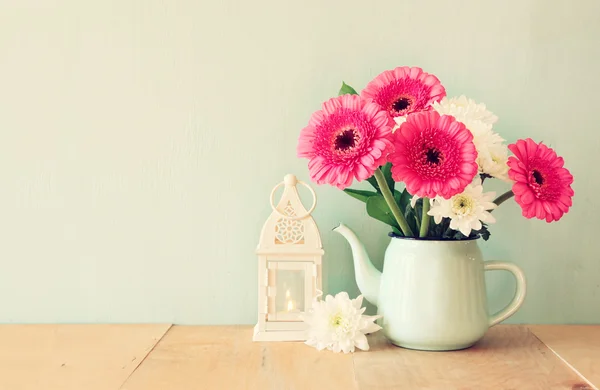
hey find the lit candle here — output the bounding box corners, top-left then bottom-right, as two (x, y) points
(285, 289), (297, 312)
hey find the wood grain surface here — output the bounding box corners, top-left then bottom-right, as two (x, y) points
(120, 325), (358, 390)
(530, 325), (600, 389)
(121, 325), (595, 390)
(354, 325), (592, 390)
(0, 324), (596, 390)
(0, 324), (170, 390)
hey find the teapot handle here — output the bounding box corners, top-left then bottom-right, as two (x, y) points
(484, 261), (527, 327)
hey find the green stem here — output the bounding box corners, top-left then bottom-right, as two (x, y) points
(420, 198), (430, 238)
(373, 169), (415, 237)
(493, 190), (514, 207)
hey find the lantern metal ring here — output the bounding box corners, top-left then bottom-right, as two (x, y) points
(269, 180), (317, 221)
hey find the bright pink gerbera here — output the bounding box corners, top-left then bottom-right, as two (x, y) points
(507, 139), (574, 222)
(361, 67), (446, 118)
(297, 94), (394, 189)
(388, 111), (478, 199)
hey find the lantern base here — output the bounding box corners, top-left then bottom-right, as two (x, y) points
(253, 323), (307, 342)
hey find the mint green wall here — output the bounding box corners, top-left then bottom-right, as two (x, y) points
(0, 0), (597, 324)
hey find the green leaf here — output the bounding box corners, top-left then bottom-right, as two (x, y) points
(381, 162), (395, 192)
(476, 224), (492, 241)
(398, 189), (412, 211)
(393, 190), (402, 205)
(338, 82), (358, 96)
(343, 188), (378, 203)
(430, 219), (444, 238)
(480, 228), (491, 241)
(366, 176), (381, 193)
(414, 207), (421, 232)
(403, 204), (418, 236)
(441, 221), (455, 239)
(366, 195), (400, 230)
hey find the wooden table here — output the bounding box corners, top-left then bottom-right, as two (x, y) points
(0, 325), (597, 389)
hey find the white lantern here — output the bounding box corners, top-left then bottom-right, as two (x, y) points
(253, 174), (323, 342)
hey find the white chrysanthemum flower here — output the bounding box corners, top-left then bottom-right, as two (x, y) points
(478, 143), (511, 182)
(432, 97), (503, 153)
(433, 96), (507, 180)
(432, 95), (498, 126)
(428, 180), (497, 237)
(302, 292), (381, 353)
(469, 122), (504, 152)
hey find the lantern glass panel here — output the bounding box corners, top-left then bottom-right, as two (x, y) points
(275, 269), (305, 313)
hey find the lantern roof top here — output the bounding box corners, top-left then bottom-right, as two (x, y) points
(256, 175), (323, 254)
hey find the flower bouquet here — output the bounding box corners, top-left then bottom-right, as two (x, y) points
(297, 67), (574, 239)
(296, 67), (575, 350)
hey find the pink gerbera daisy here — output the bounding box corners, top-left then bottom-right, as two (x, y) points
(388, 111), (478, 199)
(507, 139), (574, 222)
(361, 67), (446, 119)
(297, 94), (395, 189)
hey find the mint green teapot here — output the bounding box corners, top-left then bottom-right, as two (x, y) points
(334, 223), (526, 351)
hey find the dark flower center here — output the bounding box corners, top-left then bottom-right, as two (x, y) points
(392, 97), (412, 112)
(532, 170), (544, 185)
(334, 129), (357, 151)
(426, 148), (441, 165)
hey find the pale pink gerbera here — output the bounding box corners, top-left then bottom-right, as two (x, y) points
(388, 111), (478, 199)
(507, 139), (574, 222)
(297, 94), (395, 189)
(361, 67), (446, 119)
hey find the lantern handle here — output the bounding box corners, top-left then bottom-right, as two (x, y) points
(269, 180), (317, 221)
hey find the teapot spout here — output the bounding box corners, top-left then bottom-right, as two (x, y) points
(333, 223), (381, 306)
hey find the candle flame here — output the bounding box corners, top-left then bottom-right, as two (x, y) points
(285, 289), (295, 312)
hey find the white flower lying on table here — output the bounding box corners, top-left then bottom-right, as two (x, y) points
(302, 292), (382, 353)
